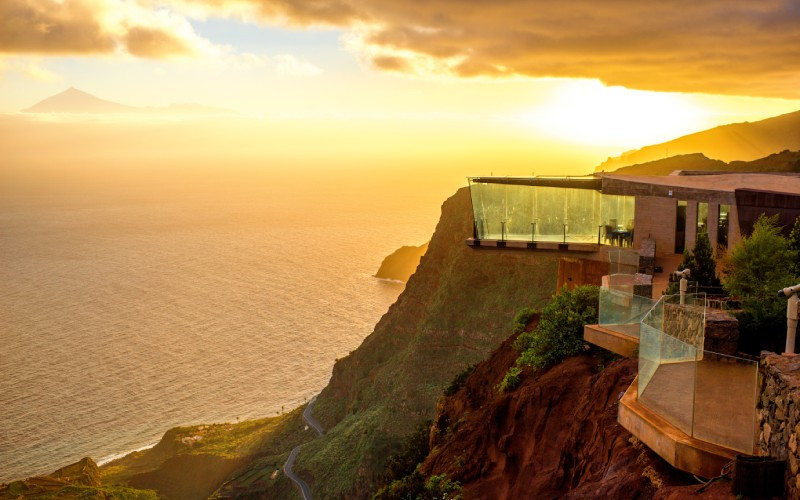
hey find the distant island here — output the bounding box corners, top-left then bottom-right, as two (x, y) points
(374, 243), (429, 283)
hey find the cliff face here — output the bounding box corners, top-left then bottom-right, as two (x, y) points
(296, 187), (561, 498)
(419, 330), (693, 498)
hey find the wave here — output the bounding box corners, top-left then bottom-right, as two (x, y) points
(96, 442), (158, 466)
(371, 275), (405, 284)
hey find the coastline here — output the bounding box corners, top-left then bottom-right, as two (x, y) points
(96, 442), (158, 467)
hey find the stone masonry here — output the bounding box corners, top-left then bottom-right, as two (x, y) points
(662, 303), (739, 355)
(758, 353), (800, 499)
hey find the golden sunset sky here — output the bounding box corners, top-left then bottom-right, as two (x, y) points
(1, 0), (800, 178)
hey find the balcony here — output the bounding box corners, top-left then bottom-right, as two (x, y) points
(585, 288), (759, 478)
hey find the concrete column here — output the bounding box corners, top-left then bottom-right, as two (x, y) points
(728, 203), (742, 248)
(685, 201), (698, 252)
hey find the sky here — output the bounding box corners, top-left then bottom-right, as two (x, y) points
(1, 0), (800, 177)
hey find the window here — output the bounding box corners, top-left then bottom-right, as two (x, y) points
(675, 201), (687, 253)
(697, 202), (708, 235)
(718, 204), (730, 248)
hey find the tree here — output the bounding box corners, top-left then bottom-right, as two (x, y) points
(789, 216), (800, 273)
(721, 214), (799, 354)
(666, 231), (720, 294)
(721, 214), (797, 300)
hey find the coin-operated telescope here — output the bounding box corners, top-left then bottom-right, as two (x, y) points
(674, 268), (691, 305)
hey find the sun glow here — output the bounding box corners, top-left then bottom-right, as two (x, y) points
(523, 80), (707, 149)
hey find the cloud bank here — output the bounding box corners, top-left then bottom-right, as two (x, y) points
(2, 0), (799, 97)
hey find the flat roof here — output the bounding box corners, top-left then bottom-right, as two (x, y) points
(602, 173), (800, 196)
(468, 176), (602, 190)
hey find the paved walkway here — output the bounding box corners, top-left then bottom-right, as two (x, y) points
(284, 395), (325, 500)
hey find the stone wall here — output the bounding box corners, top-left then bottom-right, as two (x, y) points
(758, 353), (800, 498)
(662, 303), (739, 355)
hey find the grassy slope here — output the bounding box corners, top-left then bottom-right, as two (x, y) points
(293, 187), (560, 498)
(99, 407), (310, 499)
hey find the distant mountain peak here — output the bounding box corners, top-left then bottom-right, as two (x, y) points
(23, 88), (133, 114)
(22, 88), (231, 116)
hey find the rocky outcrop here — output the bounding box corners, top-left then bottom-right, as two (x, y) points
(419, 330), (695, 499)
(374, 242), (429, 282)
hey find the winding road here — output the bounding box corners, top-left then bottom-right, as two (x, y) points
(283, 396), (324, 500)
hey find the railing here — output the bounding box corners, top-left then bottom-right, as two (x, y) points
(637, 293), (758, 454)
(598, 276), (655, 339)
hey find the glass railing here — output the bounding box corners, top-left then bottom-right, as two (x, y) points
(637, 293), (758, 454)
(598, 276), (655, 339)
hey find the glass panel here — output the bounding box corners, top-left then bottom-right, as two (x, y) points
(639, 330), (697, 435)
(718, 204), (730, 248)
(693, 351), (758, 454)
(505, 182), (535, 241)
(599, 283), (654, 339)
(697, 202), (708, 235)
(535, 186), (566, 242)
(608, 249), (639, 275)
(466, 180), (632, 245)
(601, 194), (635, 247)
(566, 189), (600, 243)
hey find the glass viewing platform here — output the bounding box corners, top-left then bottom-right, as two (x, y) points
(637, 293), (758, 454)
(468, 177), (634, 245)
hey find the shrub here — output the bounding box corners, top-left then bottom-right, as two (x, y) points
(374, 470), (462, 500)
(443, 365), (476, 397)
(513, 285), (599, 370)
(497, 366), (521, 393)
(512, 307), (538, 334)
(383, 420), (433, 486)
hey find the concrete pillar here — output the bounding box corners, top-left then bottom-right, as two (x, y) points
(728, 203), (742, 248)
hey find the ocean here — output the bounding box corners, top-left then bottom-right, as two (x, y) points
(0, 169), (444, 481)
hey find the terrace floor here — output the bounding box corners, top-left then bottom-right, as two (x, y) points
(639, 357), (758, 454)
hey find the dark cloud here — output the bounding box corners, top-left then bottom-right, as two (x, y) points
(124, 26), (193, 57)
(0, 0), (197, 58)
(233, 0), (800, 97)
(2, 0), (798, 97)
(0, 0), (115, 54)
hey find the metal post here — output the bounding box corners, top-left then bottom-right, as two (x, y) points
(531, 222), (536, 242)
(597, 225), (602, 245)
(680, 277), (687, 305)
(563, 224), (567, 244)
(787, 295), (798, 354)
(501, 221), (506, 241)
(777, 285), (800, 354)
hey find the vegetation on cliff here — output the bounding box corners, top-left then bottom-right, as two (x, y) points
(294, 187), (560, 498)
(370, 306), (703, 499)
